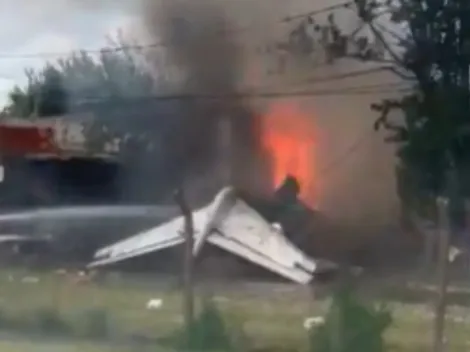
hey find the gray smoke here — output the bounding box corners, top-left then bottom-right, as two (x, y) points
(137, 0), (400, 229)
(141, 0), (268, 199)
(148, 1), (241, 94)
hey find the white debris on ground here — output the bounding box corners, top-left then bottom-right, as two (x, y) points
(448, 246), (464, 262)
(213, 296), (230, 303)
(303, 316), (325, 330)
(146, 299), (163, 310)
(21, 276), (40, 284)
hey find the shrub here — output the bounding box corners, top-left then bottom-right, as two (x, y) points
(29, 307), (71, 335)
(75, 308), (109, 339)
(309, 284), (392, 352)
(0, 308), (9, 328)
(162, 298), (244, 351)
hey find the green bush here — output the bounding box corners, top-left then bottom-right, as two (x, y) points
(75, 308), (109, 339)
(162, 298), (244, 351)
(0, 308), (9, 328)
(309, 285), (392, 352)
(28, 307), (71, 335)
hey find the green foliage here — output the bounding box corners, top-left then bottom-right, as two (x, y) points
(0, 305), (112, 339)
(28, 306), (71, 335)
(0, 308), (11, 330)
(350, 0), (470, 215)
(3, 33), (157, 118)
(4, 65), (68, 118)
(309, 285), (392, 352)
(36, 65), (69, 116)
(162, 298), (243, 351)
(75, 308), (110, 339)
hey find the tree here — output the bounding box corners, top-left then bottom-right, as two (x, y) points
(36, 65), (69, 116)
(2, 32), (158, 118)
(281, 0), (470, 219)
(355, 0), (470, 221)
(4, 65), (68, 118)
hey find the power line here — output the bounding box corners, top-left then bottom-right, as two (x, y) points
(302, 66), (396, 84)
(0, 2), (355, 60)
(312, 81), (409, 91)
(282, 1), (353, 22)
(318, 127), (375, 177)
(0, 23), (262, 60)
(276, 75), (410, 91)
(0, 25), (259, 59)
(0, 43), (166, 60)
(71, 85), (410, 105)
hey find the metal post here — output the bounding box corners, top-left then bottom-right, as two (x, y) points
(433, 196), (451, 352)
(464, 200), (470, 272)
(218, 115), (233, 187)
(174, 187), (195, 336)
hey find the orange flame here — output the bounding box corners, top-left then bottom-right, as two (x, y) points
(260, 101), (316, 206)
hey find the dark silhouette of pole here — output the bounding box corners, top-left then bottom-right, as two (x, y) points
(433, 196), (450, 352)
(433, 167), (456, 352)
(174, 187), (195, 336)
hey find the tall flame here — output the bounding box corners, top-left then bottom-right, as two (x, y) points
(260, 101), (317, 206)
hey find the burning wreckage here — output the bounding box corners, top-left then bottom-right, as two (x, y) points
(89, 179), (342, 285)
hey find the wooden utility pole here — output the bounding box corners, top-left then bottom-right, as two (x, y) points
(330, 263), (347, 352)
(432, 196), (451, 352)
(174, 187), (195, 334)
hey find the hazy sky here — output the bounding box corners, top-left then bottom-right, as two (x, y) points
(0, 0), (396, 106)
(0, 0), (147, 107)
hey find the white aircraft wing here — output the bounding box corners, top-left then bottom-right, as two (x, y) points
(88, 206), (211, 268)
(88, 187), (338, 284)
(0, 205), (178, 223)
(205, 195), (322, 284)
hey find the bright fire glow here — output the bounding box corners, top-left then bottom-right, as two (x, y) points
(260, 101), (316, 206)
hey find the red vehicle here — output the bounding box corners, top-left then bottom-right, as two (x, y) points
(0, 115), (121, 207)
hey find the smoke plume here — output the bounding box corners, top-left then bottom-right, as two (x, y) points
(142, 0), (267, 198)
(140, 0), (400, 231)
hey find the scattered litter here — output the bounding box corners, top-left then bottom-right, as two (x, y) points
(146, 299), (163, 310)
(449, 246), (463, 262)
(21, 276), (40, 284)
(213, 296), (230, 303)
(451, 316), (466, 324)
(303, 316), (325, 330)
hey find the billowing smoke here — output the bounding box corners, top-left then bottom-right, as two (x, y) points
(141, 0), (268, 199)
(138, 0), (400, 224)
(149, 1), (240, 94)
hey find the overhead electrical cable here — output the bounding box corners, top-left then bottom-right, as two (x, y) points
(282, 1), (353, 22)
(69, 84), (412, 105)
(318, 127), (375, 177)
(0, 2), (354, 60)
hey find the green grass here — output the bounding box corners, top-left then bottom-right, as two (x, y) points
(0, 269), (467, 351)
(0, 339), (181, 352)
(0, 340), (122, 352)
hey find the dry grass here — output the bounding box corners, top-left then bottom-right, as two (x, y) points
(0, 269), (468, 351)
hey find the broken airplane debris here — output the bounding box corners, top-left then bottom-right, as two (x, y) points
(89, 187), (339, 284)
